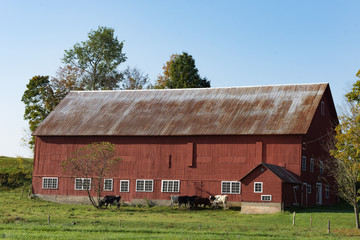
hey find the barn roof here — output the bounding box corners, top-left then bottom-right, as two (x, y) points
(240, 163), (301, 184)
(33, 83), (330, 136)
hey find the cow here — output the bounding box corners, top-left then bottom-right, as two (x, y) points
(193, 197), (211, 209)
(170, 195), (179, 208)
(209, 195), (228, 209)
(99, 195), (121, 208)
(178, 196), (190, 208)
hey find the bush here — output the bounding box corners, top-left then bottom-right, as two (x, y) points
(0, 156), (32, 188)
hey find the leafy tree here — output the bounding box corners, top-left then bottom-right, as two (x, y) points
(21, 76), (56, 148)
(51, 65), (85, 106)
(62, 26), (126, 90)
(346, 70), (360, 103)
(61, 142), (121, 208)
(155, 52), (210, 89)
(121, 66), (151, 90)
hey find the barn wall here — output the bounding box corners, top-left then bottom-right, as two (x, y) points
(237, 166), (283, 203)
(33, 135), (302, 203)
(300, 87), (338, 206)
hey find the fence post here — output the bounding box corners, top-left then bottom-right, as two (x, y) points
(199, 223), (202, 230)
(119, 219), (121, 228)
(310, 214), (312, 229)
(327, 220), (330, 234)
(293, 212), (296, 225)
(48, 215), (50, 225)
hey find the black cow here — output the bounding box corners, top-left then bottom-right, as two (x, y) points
(178, 196), (190, 208)
(99, 195), (121, 208)
(194, 197), (211, 209)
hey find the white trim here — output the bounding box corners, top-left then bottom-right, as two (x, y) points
(254, 182), (263, 193)
(75, 178), (91, 191)
(42, 177), (58, 189)
(221, 181), (241, 194)
(161, 180), (180, 193)
(136, 179), (154, 192)
(104, 179), (113, 191)
(120, 180), (130, 192)
(261, 195), (272, 201)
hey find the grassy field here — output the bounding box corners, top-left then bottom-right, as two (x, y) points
(0, 187), (359, 239)
(0, 156), (359, 239)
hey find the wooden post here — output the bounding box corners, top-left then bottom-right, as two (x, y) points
(119, 219), (121, 228)
(199, 223), (202, 230)
(327, 220), (330, 234)
(293, 212), (296, 225)
(310, 214), (312, 229)
(48, 215), (50, 225)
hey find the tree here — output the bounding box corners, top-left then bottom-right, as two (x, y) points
(328, 75), (360, 229)
(62, 26), (126, 90)
(61, 142), (121, 208)
(51, 65), (85, 106)
(21, 76), (56, 148)
(155, 52), (210, 89)
(121, 66), (151, 90)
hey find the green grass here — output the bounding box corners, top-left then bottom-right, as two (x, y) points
(0, 187), (359, 239)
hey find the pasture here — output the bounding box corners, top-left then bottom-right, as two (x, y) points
(0, 187), (360, 239)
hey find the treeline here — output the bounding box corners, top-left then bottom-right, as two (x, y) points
(0, 156), (33, 188)
(22, 26), (210, 149)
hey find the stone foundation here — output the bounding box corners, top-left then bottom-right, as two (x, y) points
(241, 202), (282, 214)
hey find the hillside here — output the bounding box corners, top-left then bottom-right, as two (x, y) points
(0, 156), (33, 188)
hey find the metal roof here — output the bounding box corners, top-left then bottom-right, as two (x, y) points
(240, 163), (301, 184)
(33, 83), (329, 136)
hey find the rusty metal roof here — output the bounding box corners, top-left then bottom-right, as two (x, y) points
(240, 163), (301, 184)
(33, 83), (329, 136)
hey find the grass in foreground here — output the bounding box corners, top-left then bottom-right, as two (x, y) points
(0, 187), (359, 239)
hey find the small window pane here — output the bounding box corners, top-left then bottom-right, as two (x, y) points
(120, 180), (129, 192)
(43, 178), (58, 189)
(104, 179), (113, 191)
(254, 182), (263, 193)
(302, 156), (306, 171)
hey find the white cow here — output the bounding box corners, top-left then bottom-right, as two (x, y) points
(170, 195), (179, 208)
(209, 195), (228, 209)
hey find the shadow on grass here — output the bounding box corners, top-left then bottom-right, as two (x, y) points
(285, 201), (353, 214)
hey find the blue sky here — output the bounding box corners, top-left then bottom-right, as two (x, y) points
(1, 0), (359, 157)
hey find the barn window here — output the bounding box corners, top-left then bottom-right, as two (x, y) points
(321, 101), (325, 116)
(75, 178), (91, 190)
(136, 179), (153, 192)
(161, 180), (180, 192)
(120, 180), (129, 192)
(319, 160), (324, 174)
(42, 177), (58, 189)
(221, 181), (241, 194)
(254, 182), (263, 193)
(307, 184), (312, 194)
(325, 185), (330, 198)
(310, 158), (314, 173)
(301, 156), (306, 171)
(261, 195), (272, 201)
(104, 179), (113, 191)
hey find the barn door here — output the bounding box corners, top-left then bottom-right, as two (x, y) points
(316, 183), (322, 205)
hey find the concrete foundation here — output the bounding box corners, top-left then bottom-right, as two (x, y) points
(241, 202), (282, 214)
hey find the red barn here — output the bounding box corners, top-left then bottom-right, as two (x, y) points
(32, 83), (338, 213)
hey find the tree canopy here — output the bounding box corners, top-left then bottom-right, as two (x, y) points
(121, 66), (152, 90)
(62, 26), (126, 90)
(155, 52), (210, 89)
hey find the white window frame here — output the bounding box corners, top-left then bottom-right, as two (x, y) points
(261, 195), (272, 201)
(104, 179), (113, 191)
(42, 177), (58, 189)
(307, 184), (312, 194)
(321, 101), (325, 116)
(319, 160), (324, 174)
(325, 185), (330, 198)
(310, 158), (314, 173)
(161, 180), (180, 193)
(254, 182), (263, 193)
(75, 178), (91, 191)
(221, 181), (241, 194)
(302, 156), (306, 171)
(136, 179), (154, 192)
(120, 180), (130, 192)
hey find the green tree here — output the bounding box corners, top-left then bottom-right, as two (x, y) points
(21, 76), (56, 148)
(62, 26), (126, 90)
(155, 52), (210, 89)
(61, 142), (121, 208)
